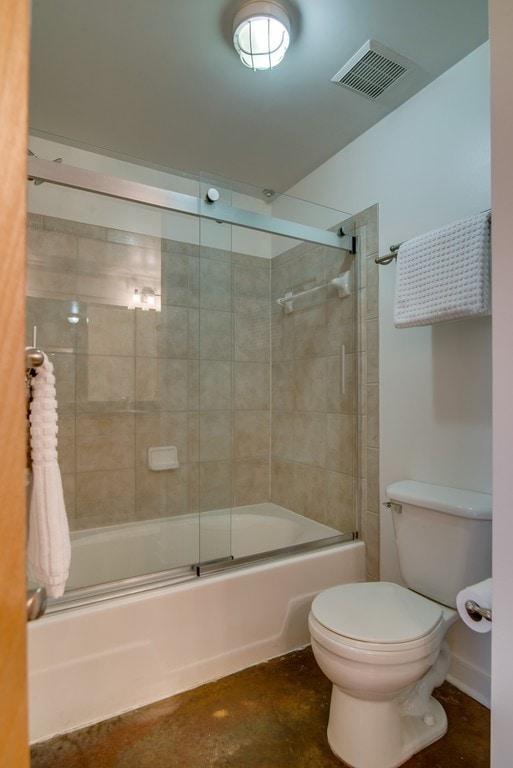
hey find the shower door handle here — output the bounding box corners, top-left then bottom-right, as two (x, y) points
(26, 586), (47, 621)
(341, 344), (346, 396)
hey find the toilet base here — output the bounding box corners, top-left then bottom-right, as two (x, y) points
(327, 686), (447, 768)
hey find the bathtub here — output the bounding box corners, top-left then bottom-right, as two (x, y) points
(28, 504), (366, 743)
(64, 503), (349, 591)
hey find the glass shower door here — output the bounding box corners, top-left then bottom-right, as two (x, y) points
(26, 175), (205, 594)
(196, 175), (234, 568)
(195, 172), (362, 571)
(25, 150), (362, 602)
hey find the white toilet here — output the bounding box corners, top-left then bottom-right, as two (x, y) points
(308, 480), (492, 768)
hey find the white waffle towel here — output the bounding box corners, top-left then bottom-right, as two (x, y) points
(394, 211), (491, 328)
(27, 353), (71, 598)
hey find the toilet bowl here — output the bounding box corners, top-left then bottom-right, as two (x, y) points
(309, 581), (457, 768)
(308, 481), (492, 768)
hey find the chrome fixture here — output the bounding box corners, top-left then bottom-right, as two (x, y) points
(67, 299), (81, 324)
(131, 286), (160, 311)
(25, 347), (45, 370)
(27, 149), (62, 185)
(375, 243), (401, 265)
(27, 587), (47, 621)
(465, 600), (492, 623)
(233, 1), (290, 71)
(205, 187), (220, 203)
(26, 326), (44, 369)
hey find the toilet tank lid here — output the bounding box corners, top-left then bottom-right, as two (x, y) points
(386, 481), (492, 520)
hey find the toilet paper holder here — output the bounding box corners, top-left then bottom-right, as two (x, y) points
(465, 600), (492, 623)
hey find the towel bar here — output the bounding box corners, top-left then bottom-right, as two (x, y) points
(277, 273), (351, 313)
(375, 243), (401, 265)
(375, 209), (491, 266)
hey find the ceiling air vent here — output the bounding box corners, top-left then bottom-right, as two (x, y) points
(331, 40), (412, 101)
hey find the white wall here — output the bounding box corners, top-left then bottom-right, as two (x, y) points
(489, 1), (513, 764)
(290, 43), (492, 704)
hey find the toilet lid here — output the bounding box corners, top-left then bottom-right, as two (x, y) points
(311, 582), (444, 644)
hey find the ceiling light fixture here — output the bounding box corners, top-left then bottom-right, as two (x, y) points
(233, 1), (290, 71)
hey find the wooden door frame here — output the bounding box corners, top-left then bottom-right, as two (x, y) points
(0, 0), (30, 765)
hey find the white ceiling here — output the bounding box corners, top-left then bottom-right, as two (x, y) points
(29, 0), (489, 193)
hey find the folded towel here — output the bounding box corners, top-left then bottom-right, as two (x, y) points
(394, 211), (491, 328)
(27, 353), (71, 598)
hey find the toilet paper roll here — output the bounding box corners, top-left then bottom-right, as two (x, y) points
(456, 578), (492, 633)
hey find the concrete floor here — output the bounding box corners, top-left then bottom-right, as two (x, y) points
(31, 647), (490, 768)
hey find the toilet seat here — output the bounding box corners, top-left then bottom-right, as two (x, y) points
(311, 582), (444, 650)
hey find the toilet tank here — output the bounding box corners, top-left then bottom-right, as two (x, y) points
(387, 480), (492, 608)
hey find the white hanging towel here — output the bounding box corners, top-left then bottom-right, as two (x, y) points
(393, 211), (491, 328)
(27, 353), (71, 598)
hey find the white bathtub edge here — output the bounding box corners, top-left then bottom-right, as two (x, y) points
(29, 540), (366, 743)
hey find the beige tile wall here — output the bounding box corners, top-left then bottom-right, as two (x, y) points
(26, 213), (271, 531)
(27, 209), (378, 577)
(270, 239), (357, 534)
(270, 205), (380, 579)
(352, 205), (380, 580)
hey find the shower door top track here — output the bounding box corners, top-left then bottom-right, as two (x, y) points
(27, 156), (355, 252)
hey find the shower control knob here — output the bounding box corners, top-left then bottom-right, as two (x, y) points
(206, 187), (220, 203)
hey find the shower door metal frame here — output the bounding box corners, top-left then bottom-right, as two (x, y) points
(27, 156), (357, 252)
(44, 532), (357, 614)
